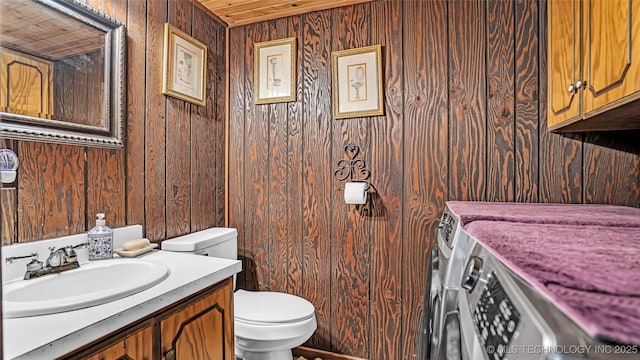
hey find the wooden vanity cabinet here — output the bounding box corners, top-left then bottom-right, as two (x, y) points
(62, 278), (234, 360)
(547, 0), (640, 131)
(159, 277), (233, 360)
(84, 324), (153, 360)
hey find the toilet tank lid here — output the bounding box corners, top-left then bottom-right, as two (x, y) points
(161, 227), (237, 252)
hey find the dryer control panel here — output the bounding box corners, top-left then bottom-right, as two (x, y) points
(438, 211), (457, 248)
(473, 273), (520, 360)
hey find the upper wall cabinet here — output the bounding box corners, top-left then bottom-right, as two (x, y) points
(0, 0), (126, 148)
(548, 0), (640, 131)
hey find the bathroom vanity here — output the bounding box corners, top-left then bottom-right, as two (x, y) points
(3, 235), (242, 360)
(69, 277), (233, 360)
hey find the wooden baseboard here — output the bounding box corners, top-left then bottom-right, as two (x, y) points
(293, 346), (367, 360)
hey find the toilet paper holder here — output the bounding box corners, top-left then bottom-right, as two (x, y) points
(334, 143), (372, 192)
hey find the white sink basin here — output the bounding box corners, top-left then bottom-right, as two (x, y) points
(3, 258), (170, 318)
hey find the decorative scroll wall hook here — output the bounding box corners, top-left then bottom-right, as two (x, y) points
(334, 143), (371, 191)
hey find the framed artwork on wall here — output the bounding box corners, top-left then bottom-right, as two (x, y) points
(162, 23), (207, 106)
(254, 37), (296, 104)
(331, 45), (384, 119)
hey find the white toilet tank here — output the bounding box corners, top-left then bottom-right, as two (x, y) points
(161, 227), (238, 259)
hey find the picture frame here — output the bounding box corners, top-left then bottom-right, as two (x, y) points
(162, 23), (207, 106)
(254, 37), (296, 104)
(331, 45), (384, 119)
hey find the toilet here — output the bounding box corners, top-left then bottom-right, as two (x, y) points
(161, 227), (316, 360)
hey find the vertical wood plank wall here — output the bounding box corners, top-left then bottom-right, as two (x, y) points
(0, 0), (226, 245)
(0, 0), (639, 359)
(228, 1), (640, 359)
(53, 51), (103, 126)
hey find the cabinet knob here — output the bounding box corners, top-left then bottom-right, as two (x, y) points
(569, 81), (586, 94)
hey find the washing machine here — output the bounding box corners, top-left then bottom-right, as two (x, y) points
(416, 246), (439, 359)
(421, 202), (640, 360)
(418, 203), (472, 360)
(456, 220), (640, 360)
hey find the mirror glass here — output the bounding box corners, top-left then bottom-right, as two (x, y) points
(0, 0), (126, 148)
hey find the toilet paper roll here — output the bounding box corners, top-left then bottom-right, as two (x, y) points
(344, 182), (367, 204)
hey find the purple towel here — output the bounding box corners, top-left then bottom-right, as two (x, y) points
(463, 221), (640, 345)
(447, 201), (640, 227)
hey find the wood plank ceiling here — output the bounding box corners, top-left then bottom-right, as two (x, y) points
(196, 0), (373, 27)
(0, 0), (104, 60)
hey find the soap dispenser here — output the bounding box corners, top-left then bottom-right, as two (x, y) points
(88, 213), (113, 260)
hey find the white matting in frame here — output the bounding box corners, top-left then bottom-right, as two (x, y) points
(254, 37), (296, 104)
(332, 44), (384, 119)
(162, 23), (207, 106)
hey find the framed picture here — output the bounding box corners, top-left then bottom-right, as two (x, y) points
(254, 37), (296, 104)
(162, 23), (207, 106)
(331, 45), (384, 119)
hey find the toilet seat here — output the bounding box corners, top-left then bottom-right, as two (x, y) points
(234, 290), (317, 342)
(234, 290), (315, 323)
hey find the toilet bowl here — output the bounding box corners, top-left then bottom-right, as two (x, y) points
(161, 228), (317, 360)
(234, 290), (316, 360)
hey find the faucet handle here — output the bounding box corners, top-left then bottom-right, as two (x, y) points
(48, 246), (56, 253)
(65, 243), (87, 262)
(5, 252), (39, 264)
(63, 246), (78, 259)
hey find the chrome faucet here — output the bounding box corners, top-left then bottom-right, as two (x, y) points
(5, 243), (87, 280)
(46, 246), (77, 267)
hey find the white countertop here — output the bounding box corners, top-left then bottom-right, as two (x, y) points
(3, 250), (242, 360)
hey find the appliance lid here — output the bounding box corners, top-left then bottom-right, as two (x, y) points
(446, 201), (640, 228)
(234, 290), (315, 323)
(463, 221), (640, 346)
(161, 227), (237, 252)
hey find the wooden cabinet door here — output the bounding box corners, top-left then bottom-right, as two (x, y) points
(582, 0), (640, 115)
(0, 48), (53, 117)
(160, 278), (234, 360)
(84, 326), (153, 360)
(548, 0), (582, 128)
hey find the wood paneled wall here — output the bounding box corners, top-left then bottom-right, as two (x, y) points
(53, 51), (104, 126)
(0, 0), (226, 244)
(228, 1), (640, 359)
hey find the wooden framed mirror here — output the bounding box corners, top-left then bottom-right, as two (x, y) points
(0, 0), (126, 148)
